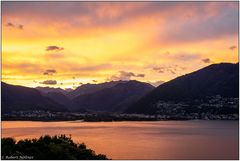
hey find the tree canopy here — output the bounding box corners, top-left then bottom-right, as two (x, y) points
(1, 135), (108, 160)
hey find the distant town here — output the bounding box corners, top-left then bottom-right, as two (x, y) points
(2, 95), (238, 121)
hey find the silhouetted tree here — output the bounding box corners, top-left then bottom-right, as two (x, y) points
(1, 135), (108, 160)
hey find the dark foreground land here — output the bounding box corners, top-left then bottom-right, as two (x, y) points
(1, 135), (108, 160)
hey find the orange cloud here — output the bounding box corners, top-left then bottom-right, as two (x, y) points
(2, 2), (238, 88)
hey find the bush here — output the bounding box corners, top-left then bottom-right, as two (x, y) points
(1, 135), (108, 160)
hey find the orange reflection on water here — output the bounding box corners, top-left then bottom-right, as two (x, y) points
(2, 120), (239, 159)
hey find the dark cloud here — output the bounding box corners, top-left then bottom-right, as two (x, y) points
(46, 46), (64, 51)
(153, 67), (165, 73)
(43, 69), (57, 75)
(110, 71), (145, 81)
(6, 22), (23, 29)
(40, 80), (57, 85)
(153, 65), (186, 74)
(6, 22), (14, 27)
(46, 69), (56, 73)
(202, 58), (213, 63)
(18, 24), (23, 29)
(119, 71), (135, 77)
(92, 80), (97, 83)
(136, 74), (145, 77)
(229, 45), (237, 50)
(2, 2), (178, 27)
(3, 2), (237, 43)
(176, 65), (187, 70)
(158, 2), (238, 43)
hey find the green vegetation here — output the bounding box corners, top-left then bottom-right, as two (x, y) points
(1, 135), (108, 160)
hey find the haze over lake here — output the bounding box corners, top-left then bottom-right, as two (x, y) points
(2, 120), (238, 160)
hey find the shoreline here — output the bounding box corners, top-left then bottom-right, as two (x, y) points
(1, 118), (238, 122)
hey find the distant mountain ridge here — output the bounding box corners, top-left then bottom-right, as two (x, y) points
(2, 80), (155, 113)
(45, 92), (71, 106)
(66, 80), (128, 99)
(126, 63), (239, 114)
(35, 80), (130, 100)
(36, 86), (68, 95)
(2, 82), (68, 113)
(2, 63), (238, 115)
(71, 80), (155, 112)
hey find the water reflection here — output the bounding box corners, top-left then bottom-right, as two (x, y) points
(2, 120), (238, 159)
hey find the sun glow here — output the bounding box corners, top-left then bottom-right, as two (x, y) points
(2, 2), (238, 88)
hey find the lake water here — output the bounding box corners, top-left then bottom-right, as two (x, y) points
(2, 120), (239, 159)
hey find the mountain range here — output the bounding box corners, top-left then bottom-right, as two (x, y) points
(126, 63), (239, 114)
(2, 62), (239, 115)
(67, 80), (128, 99)
(71, 80), (154, 112)
(1, 82), (67, 113)
(2, 80), (154, 113)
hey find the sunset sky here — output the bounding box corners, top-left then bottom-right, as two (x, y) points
(2, 1), (239, 89)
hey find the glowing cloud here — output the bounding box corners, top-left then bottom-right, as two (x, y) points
(40, 80), (57, 85)
(2, 1), (238, 88)
(46, 46), (64, 51)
